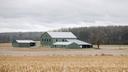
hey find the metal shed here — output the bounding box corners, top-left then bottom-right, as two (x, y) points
(67, 39), (93, 48)
(12, 40), (36, 47)
(52, 42), (80, 48)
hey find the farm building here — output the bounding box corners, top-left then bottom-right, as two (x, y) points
(12, 40), (36, 47)
(41, 32), (92, 48)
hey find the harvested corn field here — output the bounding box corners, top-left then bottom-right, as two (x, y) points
(0, 56), (128, 72)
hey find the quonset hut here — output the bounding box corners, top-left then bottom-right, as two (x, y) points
(40, 32), (93, 48)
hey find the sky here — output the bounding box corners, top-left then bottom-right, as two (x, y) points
(0, 0), (128, 32)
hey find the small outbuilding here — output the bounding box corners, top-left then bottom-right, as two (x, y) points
(66, 39), (93, 48)
(12, 40), (36, 47)
(52, 42), (80, 48)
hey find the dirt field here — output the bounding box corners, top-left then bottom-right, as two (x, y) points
(0, 56), (128, 72)
(0, 43), (128, 56)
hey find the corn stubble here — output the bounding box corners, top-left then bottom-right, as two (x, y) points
(0, 56), (128, 72)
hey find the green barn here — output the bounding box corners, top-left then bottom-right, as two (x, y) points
(12, 40), (36, 47)
(41, 32), (93, 48)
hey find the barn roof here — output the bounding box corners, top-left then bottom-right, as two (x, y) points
(16, 40), (35, 43)
(47, 32), (77, 38)
(67, 39), (92, 45)
(53, 42), (75, 45)
(53, 39), (91, 45)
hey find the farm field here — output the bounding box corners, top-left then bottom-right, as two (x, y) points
(0, 43), (128, 56)
(0, 56), (128, 72)
(0, 43), (128, 72)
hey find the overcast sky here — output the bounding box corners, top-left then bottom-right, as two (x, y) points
(0, 0), (128, 32)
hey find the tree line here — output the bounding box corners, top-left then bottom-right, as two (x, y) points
(56, 26), (128, 45)
(0, 32), (43, 43)
(0, 26), (128, 44)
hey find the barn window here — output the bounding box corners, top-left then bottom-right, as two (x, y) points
(62, 39), (65, 41)
(43, 39), (44, 41)
(45, 39), (47, 42)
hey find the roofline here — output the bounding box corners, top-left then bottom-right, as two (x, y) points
(46, 32), (77, 38)
(41, 32), (52, 38)
(51, 37), (77, 39)
(53, 42), (78, 45)
(15, 40), (36, 43)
